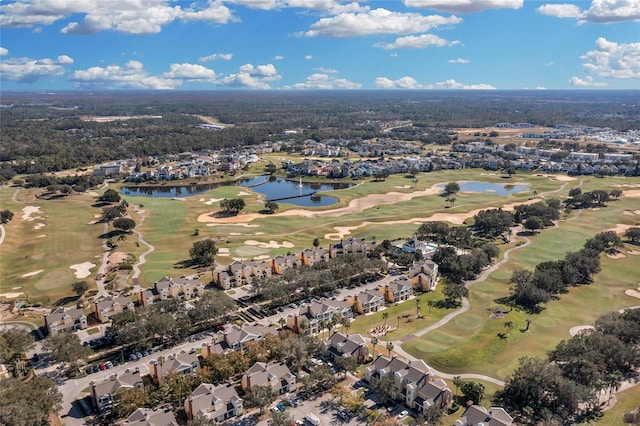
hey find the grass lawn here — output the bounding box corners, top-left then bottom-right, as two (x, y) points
(594, 384), (640, 426)
(401, 190), (640, 380)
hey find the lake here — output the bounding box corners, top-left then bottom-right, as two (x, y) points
(120, 176), (353, 207)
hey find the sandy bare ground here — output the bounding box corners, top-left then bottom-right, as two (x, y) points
(607, 252), (626, 259)
(34, 223), (45, 230)
(626, 289), (640, 299)
(0, 292), (23, 299)
(536, 174), (577, 182)
(627, 250), (640, 255)
(244, 240), (294, 249)
(21, 205), (42, 221)
(624, 190), (640, 197)
(21, 270), (43, 278)
(217, 248), (230, 257)
(69, 262), (96, 279)
(569, 325), (595, 336)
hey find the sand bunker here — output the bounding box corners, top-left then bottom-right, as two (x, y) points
(569, 325), (595, 336)
(37, 234), (47, 238)
(203, 198), (224, 205)
(608, 224), (633, 234)
(394, 185), (412, 189)
(244, 240), (295, 249)
(237, 191), (251, 196)
(607, 252), (626, 259)
(21, 206), (42, 221)
(21, 270), (43, 278)
(627, 250), (640, 255)
(69, 262), (96, 279)
(217, 248), (230, 257)
(537, 174), (577, 182)
(34, 223), (45, 230)
(626, 289), (640, 299)
(623, 190), (640, 198)
(0, 292), (24, 299)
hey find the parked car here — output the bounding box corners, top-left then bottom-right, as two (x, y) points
(276, 403), (286, 412)
(129, 353), (138, 361)
(99, 363), (106, 370)
(397, 410), (408, 419)
(105, 361), (113, 369)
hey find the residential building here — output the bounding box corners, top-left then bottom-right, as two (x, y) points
(94, 295), (134, 323)
(121, 407), (178, 426)
(90, 369), (143, 413)
(408, 259), (439, 292)
(201, 323), (277, 357)
(272, 254), (302, 275)
(287, 298), (352, 335)
(184, 383), (244, 422)
(456, 405), (514, 426)
(383, 278), (414, 303)
(149, 350), (200, 384)
(139, 276), (205, 307)
(365, 355), (441, 413)
(352, 290), (384, 314)
(326, 332), (370, 364)
(44, 307), (87, 335)
(214, 259), (272, 290)
(300, 248), (330, 266)
(241, 362), (296, 395)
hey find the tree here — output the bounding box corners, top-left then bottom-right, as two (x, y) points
(313, 237), (320, 248)
(444, 182), (460, 195)
(247, 385), (276, 414)
(624, 227), (640, 244)
(335, 355), (359, 379)
(111, 387), (149, 421)
(100, 188), (121, 203)
(189, 239), (217, 266)
(0, 329), (34, 377)
(0, 209), (14, 224)
(382, 311), (389, 325)
(453, 376), (462, 398)
(427, 299), (436, 315)
(386, 341), (394, 357)
(101, 205), (123, 222)
(524, 216), (544, 233)
(504, 321), (514, 336)
(43, 332), (91, 372)
(445, 197), (456, 207)
(370, 374), (396, 405)
(415, 298), (422, 317)
(113, 217), (136, 233)
(220, 198), (246, 214)
(609, 189), (623, 199)
(72, 280), (89, 297)
(264, 201), (279, 214)
(460, 381), (485, 405)
(442, 280), (468, 304)
(371, 336), (379, 356)
(269, 410), (294, 426)
(0, 376), (62, 426)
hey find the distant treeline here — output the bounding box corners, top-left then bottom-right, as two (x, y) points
(1, 90), (638, 175)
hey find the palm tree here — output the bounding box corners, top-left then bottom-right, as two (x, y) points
(343, 319), (351, 334)
(382, 312), (389, 325)
(453, 376), (462, 399)
(385, 341), (394, 357)
(278, 317), (286, 330)
(371, 336), (379, 356)
(415, 299), (422, 317)
(397, 315), (401, 329)
(504, 321), (513, 336)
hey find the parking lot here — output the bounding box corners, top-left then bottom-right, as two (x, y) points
(254, 391), (361, 426)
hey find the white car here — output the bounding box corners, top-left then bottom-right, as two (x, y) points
(397, 410), (408, 419)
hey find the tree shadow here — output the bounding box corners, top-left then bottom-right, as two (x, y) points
(174, 259), (200, 269)
(98, 230), (125, 239)
(435, 299), (460, 309)
(92, 201), (111, 208)
(53, 295), (80, 307)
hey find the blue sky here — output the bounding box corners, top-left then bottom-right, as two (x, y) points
(1, 0), (638, 90)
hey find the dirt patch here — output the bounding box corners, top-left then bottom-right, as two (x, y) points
(21, 206), (42, 221)
(623, 190), (640, 198)
(608, 224), (633, 234)
(21, 270), (43, 278)
(0, 292), (23, 299)
(69, 262), (97, 279)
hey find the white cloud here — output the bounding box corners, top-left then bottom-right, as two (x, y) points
(302, 8), (462, 38)
(536, 86), (547, 90)
(69, 60), (179, 89)
(273, 55), (284, 60)
(164, 63), (216, 81)
(0, 0), (236, 34)
(569, 76), (608, 87)
(581, 37), (640, 79)
(286, 73), (362, 89)
(375, 34), (457, 50)
(375, 76), (425, 89)
(305, 55), (313, 60)
(225, 0), (353, 12)
(545, 61), (555, 67)
(0, 54), (74, 83)
(536, 3), (582, 18)
(581, 0), (640, 23)
(448, 57), (469, 63)
(0, 47), (9, 56)
(199, 53), (233, 62)
(314, 67), (338, 74)
(218, 63), (281, 88)
(404, 0), (523, 13)
(537, 0), (640, 23)
(432, 79), (496, 89)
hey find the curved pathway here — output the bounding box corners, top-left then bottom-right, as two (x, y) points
(131, 208), (155, 289)
(94, 221), (111, 299)
(0, 224), (5, 247)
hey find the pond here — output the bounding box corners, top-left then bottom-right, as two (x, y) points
(443, 181), (530, 196)
(120, 176), (354, 207)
